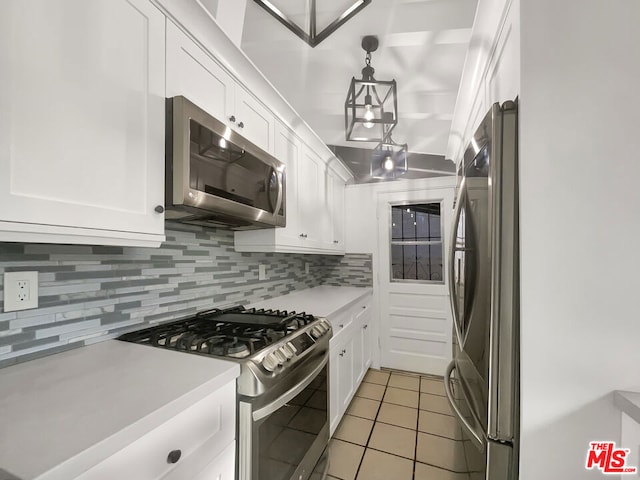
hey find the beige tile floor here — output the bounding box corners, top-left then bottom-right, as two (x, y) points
(326, 368), (472, 480)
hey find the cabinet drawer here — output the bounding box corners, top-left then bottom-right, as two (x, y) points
(77, 381), (235, 480)
(161, 440), (235, 480)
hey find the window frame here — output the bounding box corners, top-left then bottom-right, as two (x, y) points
(388, 200), (445, 284)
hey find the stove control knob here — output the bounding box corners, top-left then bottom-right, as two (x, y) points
(282, 344), (295, 359)
(274, 349), (287, 364)
(311, 326), (323, 338)
(287, 342), (297, 354)
(262, 354), (278, 372)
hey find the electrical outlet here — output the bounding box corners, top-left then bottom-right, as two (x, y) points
(4, 271), (38, 312)
(305, 262), (310, 274)
(258, 264), (267, 281)
(17, 280), (29, 302)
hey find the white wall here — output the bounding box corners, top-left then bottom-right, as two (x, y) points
(345, 176), (457, 369)
(519, 1), (640, 478)
(345, 176), (457, 254)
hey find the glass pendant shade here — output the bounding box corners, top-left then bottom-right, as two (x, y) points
(345, 35), (398, 142)
(345, 78), (397, 141)
(371, 137), (408, 179)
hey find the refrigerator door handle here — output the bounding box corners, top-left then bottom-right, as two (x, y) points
(448, 184), (465, 345)
(444, 360), (485, 452)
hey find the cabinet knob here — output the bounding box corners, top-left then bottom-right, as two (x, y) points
(363, 324), (368, 330)
(238, 121), (244, 128)
(167, 449), (182, 464)
(339, 350), (345, 357)
(333, 240), (339, 244)
(229, 115), (236, 123)
(299, 233), (308, 238)
(154, 205), (165, 214)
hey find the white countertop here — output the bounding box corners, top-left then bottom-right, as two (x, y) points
(0, 341), (240, 480)
(249, 286), (372, 318)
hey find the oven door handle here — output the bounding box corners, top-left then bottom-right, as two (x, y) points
(253, 354), (328, 422)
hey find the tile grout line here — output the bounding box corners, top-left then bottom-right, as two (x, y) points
(353, 371), (390, 480)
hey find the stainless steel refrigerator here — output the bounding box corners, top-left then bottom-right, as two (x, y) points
(444, 100), (519, 480)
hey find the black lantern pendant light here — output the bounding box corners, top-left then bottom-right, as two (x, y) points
(371, 135), (408, 179)
(345, 35), (398, 142)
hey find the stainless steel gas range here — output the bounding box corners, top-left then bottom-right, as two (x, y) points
(119, 306), (332, 480)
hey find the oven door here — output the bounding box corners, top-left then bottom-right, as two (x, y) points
(238, 358), (329, 480)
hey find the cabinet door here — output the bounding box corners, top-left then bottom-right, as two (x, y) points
(161, 441), (235, 480)
(191, 442), (235, 480)
(234, 87), (275, 154)
(339, 336), (355, 416)
(298, 146), (328, 249)
(328, 169), (346, 252)
(0, 0), (165, 241)
(352, 317), (364, 388)
(329, 334), (355, 436)
(166, 21), (234, 123)
(357, 304), (373, 382)
(77, 382), (236, 480)
(273, 123), (303, 247)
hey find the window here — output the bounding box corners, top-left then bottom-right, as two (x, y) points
(390, 202), (443, 282)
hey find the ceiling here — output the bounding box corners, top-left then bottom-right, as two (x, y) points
(240, 0), (478, 168)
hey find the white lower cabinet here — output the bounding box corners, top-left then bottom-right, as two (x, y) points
(329, 294), (373, 435)
(163, 441), (235, 480)
(76, 381), (236, 480)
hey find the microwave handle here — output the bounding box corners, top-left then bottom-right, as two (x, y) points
(274, 168), (284, 216)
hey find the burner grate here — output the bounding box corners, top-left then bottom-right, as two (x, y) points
(119, 306), (317, 359)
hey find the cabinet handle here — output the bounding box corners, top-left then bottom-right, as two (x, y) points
(154, 205), (165, 214)
(363, 324), (368, 330)
(238, 121), (244, 128)
(167, 449), (182, 464)
(333, 240), (339, 244)
(229, 115), (236, 123)
(299, 233), (308, 238)
(362, 306), (366, 309)
(339, 349), (346, 357)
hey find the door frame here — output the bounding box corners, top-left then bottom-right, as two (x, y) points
(374, 186), (455, 375)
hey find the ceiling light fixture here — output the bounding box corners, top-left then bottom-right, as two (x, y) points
(370, 135), (408, 180)
(253, 0), (371, 48)
(345, 35), (398, 143)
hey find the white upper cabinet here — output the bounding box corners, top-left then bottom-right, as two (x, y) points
(297, 145), (327, 249)
(233, 86), (275, 154)
(328, 169), (346, 250)
(234, 123), (347, 255)
(0, 0), (166, 246)
(165, 21), (274, 154)
(166, 21), (234, 126)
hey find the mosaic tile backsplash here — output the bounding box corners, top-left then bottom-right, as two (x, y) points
(0, 224), (372, 368)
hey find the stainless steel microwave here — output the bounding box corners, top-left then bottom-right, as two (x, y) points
(165, 96), (285, 230)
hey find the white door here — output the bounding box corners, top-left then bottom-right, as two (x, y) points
(376, 188), (455, 376)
